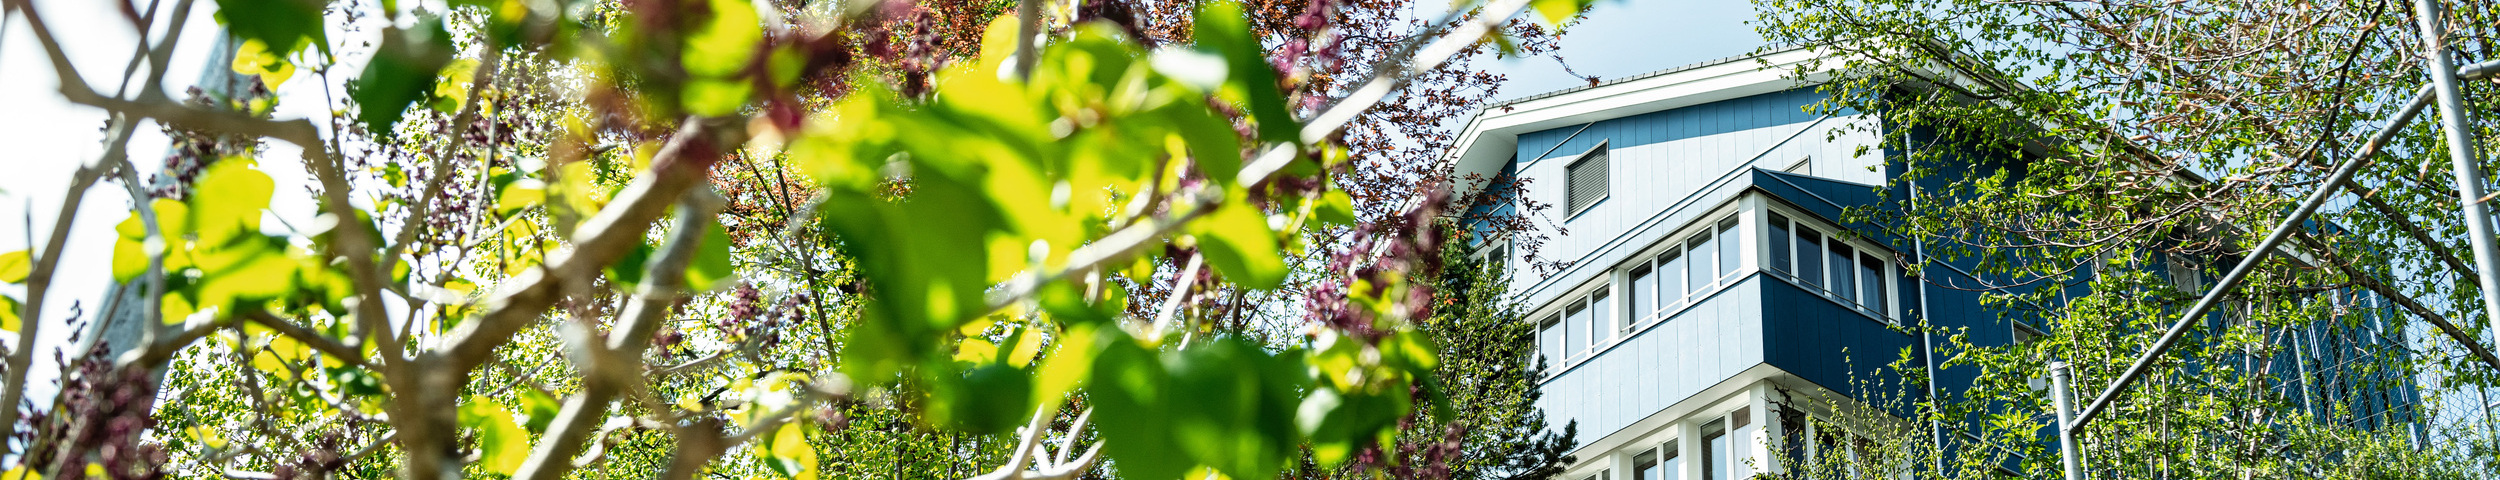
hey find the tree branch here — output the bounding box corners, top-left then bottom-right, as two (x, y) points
(513, 187), (726, 480)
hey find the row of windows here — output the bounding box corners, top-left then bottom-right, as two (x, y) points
(1538, 288), (1616, 367)
(1767, 212), (1890, 319)
(1632, 411), (1757, 480)
(1630, 217), (1743, 324)
(1533, 207), (1900, 371)
(1582, 403), (1899, 480)
(1538, 214), (1746, 367)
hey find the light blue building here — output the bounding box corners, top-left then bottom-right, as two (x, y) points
(1446, 47), (2422, 480)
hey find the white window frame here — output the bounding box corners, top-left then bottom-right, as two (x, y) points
(1627, 208), (1749, 332)
(1537, 282), (1616, 374)
(1762, 203), (1899, 323)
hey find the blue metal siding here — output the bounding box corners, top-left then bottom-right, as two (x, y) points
(1759, 276), (1917, 404)
(1461, 158), (1521, 248)
(1515, 89), (1832, 165)
(1536, 275), (1768, 439)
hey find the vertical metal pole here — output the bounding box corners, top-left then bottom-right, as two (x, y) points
(2052, 361), (2086, 480)
(2413, 0), (2500, 352)
(1899, 120), (1948, 475)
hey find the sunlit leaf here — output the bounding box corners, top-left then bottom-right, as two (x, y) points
(1530, 0), (1594, 29)
(457, 396), (531, 476)
(516, 386), (561, 433)
(431, 58), (481, 112)
(954, 337), (999, 364)
(189, 160), (275, 243)
(682, 77), (754, 118)
(758, 421), (819, 480)
(0, 296), (20, 334)
(682, 0), (763, 78)
(1033, 323), (1096, 402)
(0, 250), (29, 284)
(229, 38), (296, 87)
(1312, 189), (1356, 227)
(1190, 202), (1286, 290)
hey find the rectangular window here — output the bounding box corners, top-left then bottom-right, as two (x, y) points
(1565, 301), (1589, 355)
(1703, 424), (1728, 480)
(1660, 250), (1685, 309)
(1796, 228), (1824, 290)
(1486, 241), (1511, 277)
(1828, 242), (1856, 304)
(1631, 265), (1655, 322)
(1687, 234), (1713, 293)
(1768, 214), (1791, 274)
(1589, 290), (1612, 346)
(1634, 451), (1659, 480)
(1859, 252), (1887, 315)
(1716, 218), (1740, 278)
(1567, 148), (1610, 215)
(1539, 316), (1562, 367)
(1660, 441), (1682, 480)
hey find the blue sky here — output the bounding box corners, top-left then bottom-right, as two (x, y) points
(1478, 0), (1764, 103)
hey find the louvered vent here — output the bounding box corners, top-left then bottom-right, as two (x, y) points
(1566, 148), (1609, 214)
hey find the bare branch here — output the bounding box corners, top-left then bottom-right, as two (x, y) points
(513, 187), (728, 480)
(239, 309), (376, 370)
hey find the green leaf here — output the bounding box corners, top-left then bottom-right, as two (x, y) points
(354, 17), (454, 138)
(745, 420), (815, 480)
(112, 200), (192, 283)
(0, 250), (29, 284)
(0, 295), (20, 333)
(683, 216), (737, 292)
(189, 160), (275, 243)
(229, 39), (296, 88)
(213, 0), (326, 55)
(681, 77), (754, 118)
(757, 421), (819, 480)
(190, 236), (296, 319)
(1311, 190), (1356, 227)
(603, 243), (657, 290)
(1165, 337), (1304, 480)
(1190, 202), (1286, 290)
(935, 363), (1034, 434)
(456, 396), (531, 476)
(325, 365), (386, 397)
(1033, 323), (1097, 403)
(1191, 1), (1297, 144)
(682, 0), (763, 78)
(516, 387), (561, 433)
(1085, 337), (1187, 480)
(431, 58), (481, 112)
(1164, 104), (1245, 183)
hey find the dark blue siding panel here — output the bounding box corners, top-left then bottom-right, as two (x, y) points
(1760, 278), (1917, 408)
